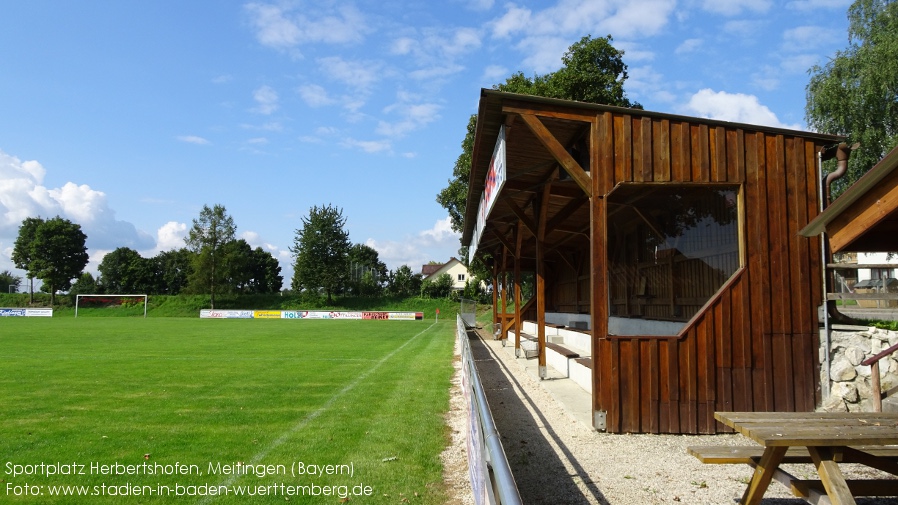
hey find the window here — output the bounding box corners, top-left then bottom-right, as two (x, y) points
(457, 273), (466, 282)
(607, 184), (742, 336)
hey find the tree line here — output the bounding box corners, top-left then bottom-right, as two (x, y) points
(8, 203), (486, 307)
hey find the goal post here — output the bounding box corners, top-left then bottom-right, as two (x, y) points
(75, 294), (148, 318)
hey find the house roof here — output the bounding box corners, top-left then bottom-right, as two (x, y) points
(800, 145), (898, 252)
(421, 257), (462, 279)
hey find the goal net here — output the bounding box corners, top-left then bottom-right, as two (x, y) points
(75, 294), (148, 318)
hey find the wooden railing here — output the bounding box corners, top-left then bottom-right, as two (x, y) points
(861, 341), (898, 412)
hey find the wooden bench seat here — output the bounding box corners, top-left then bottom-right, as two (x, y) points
(688, 445), (898, 465)
(690, 445), (898, 502)
(545, 342), (579, 358)
(574, 357), (592, 369)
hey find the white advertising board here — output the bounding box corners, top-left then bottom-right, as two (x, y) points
(469, 125), (506, 259)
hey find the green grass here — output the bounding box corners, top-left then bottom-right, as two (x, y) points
(0, 317), (457, 504)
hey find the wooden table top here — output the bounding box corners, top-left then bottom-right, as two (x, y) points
(715, 411), (898, 447)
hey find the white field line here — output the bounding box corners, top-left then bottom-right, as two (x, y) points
(199, 321), (438, 500)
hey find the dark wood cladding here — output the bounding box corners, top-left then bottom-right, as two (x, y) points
(593, 113), (826, 434)
(465, 90), (843, 434)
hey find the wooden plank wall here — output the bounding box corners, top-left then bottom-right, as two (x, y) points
(589, 113), (824, 434)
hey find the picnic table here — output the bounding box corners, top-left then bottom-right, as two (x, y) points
(690, 411), (898, 505)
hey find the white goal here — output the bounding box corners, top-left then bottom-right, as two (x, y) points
(75, 294), (148, 318)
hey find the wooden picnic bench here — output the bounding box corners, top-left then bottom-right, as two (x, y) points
(689, 412), (898, 505)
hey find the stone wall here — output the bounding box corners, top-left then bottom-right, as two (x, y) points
(820, 324), (898, 412)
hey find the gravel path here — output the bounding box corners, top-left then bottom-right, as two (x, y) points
(442, 329), (897, 505)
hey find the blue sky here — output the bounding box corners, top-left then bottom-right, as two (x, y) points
(0, 0), (854, 287)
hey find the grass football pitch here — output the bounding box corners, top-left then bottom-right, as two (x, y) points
(1, 317), (456, 504)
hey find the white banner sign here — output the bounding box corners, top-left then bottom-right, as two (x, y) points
(469, 125), (506, 259)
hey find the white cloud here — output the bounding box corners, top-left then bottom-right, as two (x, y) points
(481, 64), (509, 84)
(464, 0), (495, 11)
(0, 149), (155, 263)
(244, 2), (369, 53)
(682, 89), (802, 130)
(177, 135), (210, 145)
(722, 20), (766, 39)
(318, 56), (382, 93)
(366, 217), (461, 271)
(675, 38), (703, 55)
(701, 0), (772, 16)
(341, 138), (392, 154)
(490, 0), (675, 74)
(252, 85), (279, 115)
(783, 26), (840, 52)
(376, 98), (441, 138)
(298, 84), (335, 107)
(154, 221), (188, 252)
(786, 0), (852, 11)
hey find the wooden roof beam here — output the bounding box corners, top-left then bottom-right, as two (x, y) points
(515, 112), (593, 198)
(507, 199), (537, 236)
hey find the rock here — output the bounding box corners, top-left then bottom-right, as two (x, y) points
(831, 382), (859, 403)
(845, 347), (867, 366)
(830, 357), (858, 382)
(821, 393), (847, 412)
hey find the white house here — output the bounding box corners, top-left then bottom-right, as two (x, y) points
(421, 258), (472, 291)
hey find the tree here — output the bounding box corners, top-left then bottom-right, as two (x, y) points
(347, 243), (387, 296)
(806, 0), (898, 195)
(0, 270), (21, 293)
(11, 217), (44, 303)
(290, 204), (350, 303)
(156, 248), (194, 295)
(387, 265), (422, 297)
(248, 246), (283, 294)
(221, 239), (283, 294)
(29, 216), (89, 304)
(184, 204), (236, 308)
(98, 247), (147, 293)
(69, 272), (99, 295)
(421, 273), (454, 298)
(437, 35), (639, 235)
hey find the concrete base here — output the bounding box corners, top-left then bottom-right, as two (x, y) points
(489, 334), (594, 429)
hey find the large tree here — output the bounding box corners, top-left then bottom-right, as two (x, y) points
(11, 216), (44, 303)
(437, 34), (639, 240)
(387, 265), (423, 297)
(156, 248), (194, 295)
(98, 247), (148, 293)
(29, 216), (89, 304)
(185, 204), (236, 308)
(290, 204), (350, 303)
(806, 0), (898, 195)
(221, 239), (283, 294)
(0, 270), (21, 294)
(347, 243), (387, 296)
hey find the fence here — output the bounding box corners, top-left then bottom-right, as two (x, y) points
(460, 298), (477, 328)
(456, 313), (521, 505)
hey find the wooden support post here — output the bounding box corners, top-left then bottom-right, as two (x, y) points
(872, 360), (882, 413)
(591, 113), (609, 430)
(537, 236), (547, 379)
(536, 179), (552, 380)
(515, 221), (523, 357)
(492, 260), (499, 337)
(500, 247), (508, 340)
